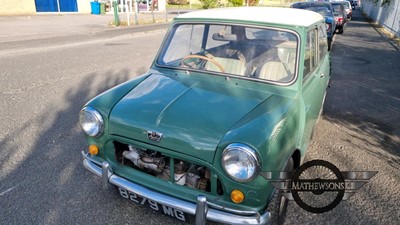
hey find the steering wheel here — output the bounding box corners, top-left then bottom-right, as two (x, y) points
(180, 54), (225, 73)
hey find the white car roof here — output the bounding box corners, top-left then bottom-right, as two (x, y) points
(177, 7), (324, 27)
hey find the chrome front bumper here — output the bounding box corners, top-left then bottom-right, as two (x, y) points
(82, 152), (271, 225)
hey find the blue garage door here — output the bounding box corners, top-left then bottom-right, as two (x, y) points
(35, 0), (58, 12)
(59, 0), (78, 12)
(35, 0), (78, 12)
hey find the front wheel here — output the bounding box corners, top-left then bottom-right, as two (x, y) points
(267, 158), (294, 225)
(328, 38), (332, 51)
(338, 26), (344, 34)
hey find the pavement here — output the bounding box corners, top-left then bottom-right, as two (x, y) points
(0, 10), (190, 43)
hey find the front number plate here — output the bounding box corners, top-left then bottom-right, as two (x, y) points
(118, 187), (188, 222)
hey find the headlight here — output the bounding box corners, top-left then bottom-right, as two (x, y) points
(221, 143), (260, 182)
(79, 107), (104, 137)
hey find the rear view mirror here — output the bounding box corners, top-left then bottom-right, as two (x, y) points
(212, 33), (237, 42)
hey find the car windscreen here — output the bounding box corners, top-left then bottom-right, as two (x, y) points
(156, 23), (298, 84)
(293, 5), (332, 17)
(331, 4), (342, 12)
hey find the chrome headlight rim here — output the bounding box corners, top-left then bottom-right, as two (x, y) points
(79, 106), (104, 138)
(221, 143), (261, 183)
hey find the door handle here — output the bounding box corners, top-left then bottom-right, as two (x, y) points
(320, 73), (326, 78)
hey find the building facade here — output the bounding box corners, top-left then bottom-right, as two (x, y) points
(0, 0), (166, 16)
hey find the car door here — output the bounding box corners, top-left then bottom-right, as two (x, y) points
(300, 26), (328, 151)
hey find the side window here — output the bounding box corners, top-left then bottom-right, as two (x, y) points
(303, 29), (317, 78)
(318, 24), (328, 60)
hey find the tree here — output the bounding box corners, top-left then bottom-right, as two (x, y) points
(248, 0), (259, 6)
(167, 0), (189, 5)
(199, 0), (219, 9)
(228, 0), (242, 7)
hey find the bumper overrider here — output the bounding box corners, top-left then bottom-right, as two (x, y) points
(82, 152), (271, 225)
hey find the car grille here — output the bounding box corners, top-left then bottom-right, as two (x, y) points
(113, 141), (224, 196)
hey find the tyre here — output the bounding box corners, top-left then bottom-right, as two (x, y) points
(267, 158), (294, 225)
(328, 38), (332, 51)
(338, 26), (344, 34)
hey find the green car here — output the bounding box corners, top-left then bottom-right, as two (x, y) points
(80, 7), (330, 225)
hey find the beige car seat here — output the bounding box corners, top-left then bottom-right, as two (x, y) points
(204, 50), (246, 76)
(258, 61), (291, 82)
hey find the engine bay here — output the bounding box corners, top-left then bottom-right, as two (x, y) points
(113, 141), (224, 195)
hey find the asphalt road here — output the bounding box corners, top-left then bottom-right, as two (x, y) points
(284, 9), (400, 225)
(0, 9), (399, 225)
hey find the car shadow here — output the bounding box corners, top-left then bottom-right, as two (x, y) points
(0, 68), (141, 224)
(325, 8), (400, 163)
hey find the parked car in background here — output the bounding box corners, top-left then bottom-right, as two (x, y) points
(331, 1), (346, 34)
(291, 1), (336, 50)
(342, 0), (353, 20)
(80, 7), (330, 225)
(351, 0), (358, 8)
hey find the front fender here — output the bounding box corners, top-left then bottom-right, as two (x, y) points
(81, 73), (151, 148)
(216, 94), (300, 172)
(84, 73), (151, 118)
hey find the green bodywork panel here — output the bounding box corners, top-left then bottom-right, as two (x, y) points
(83, 17), (330, 213)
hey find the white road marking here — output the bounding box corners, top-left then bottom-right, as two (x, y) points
(0, 185), (19, 196)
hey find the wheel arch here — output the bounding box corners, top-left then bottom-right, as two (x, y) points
(291, 149), (302, 169)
